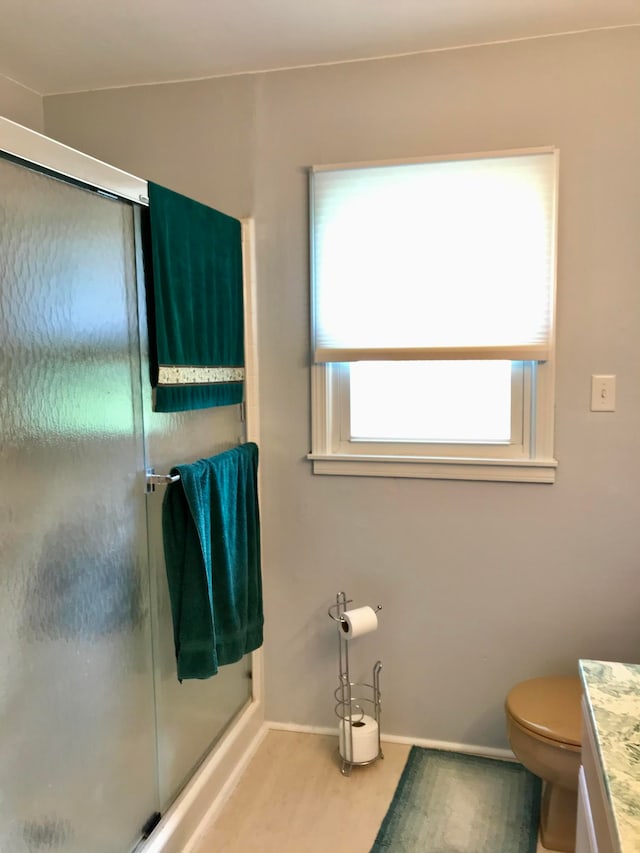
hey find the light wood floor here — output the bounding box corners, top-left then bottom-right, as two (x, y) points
(190, 730), (558, 853)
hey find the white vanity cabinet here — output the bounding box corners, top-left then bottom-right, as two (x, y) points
(576, 765), (597, 853)
(575, 697), (619, 853)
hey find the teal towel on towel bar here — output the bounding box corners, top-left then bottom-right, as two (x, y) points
(161, 442), (263, 680)
(146, 182), (244, 412)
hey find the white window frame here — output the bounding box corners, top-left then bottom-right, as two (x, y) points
(307, 148), (559, 484)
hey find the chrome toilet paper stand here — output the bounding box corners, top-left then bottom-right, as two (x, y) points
(328, 591), (383, 776)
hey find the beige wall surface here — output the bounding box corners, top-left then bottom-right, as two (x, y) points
(0, 75), (43, 132)
(45, 27), (640, 748)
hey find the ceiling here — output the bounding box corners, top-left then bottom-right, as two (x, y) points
(1, 0), (639, 96)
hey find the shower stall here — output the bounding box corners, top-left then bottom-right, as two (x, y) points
(0, 118), (261, 852)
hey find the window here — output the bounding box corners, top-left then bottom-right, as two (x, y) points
(308, 149), (558, 483)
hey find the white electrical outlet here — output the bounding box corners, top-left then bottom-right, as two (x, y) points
(590, 375), (616, 412)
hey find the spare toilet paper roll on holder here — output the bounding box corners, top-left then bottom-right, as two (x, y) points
(328, 592), (383, 775)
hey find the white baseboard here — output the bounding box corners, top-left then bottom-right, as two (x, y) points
(143, 700), (266, 853)
(265, 720), (515, 762)
(379, 731), (515, 762)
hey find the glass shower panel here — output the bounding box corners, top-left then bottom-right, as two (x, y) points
(135, 224), (252, 807)
(0, 159), (159, 852)
(143, 398), (253, 808)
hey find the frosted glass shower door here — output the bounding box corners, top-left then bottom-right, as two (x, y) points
(144, 411), (253, 808)
(0, 158), (159, 852)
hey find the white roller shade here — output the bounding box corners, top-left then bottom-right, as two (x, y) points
(310, 150), (558, 363)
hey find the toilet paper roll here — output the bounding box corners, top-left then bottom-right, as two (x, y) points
(339, 714), (380, 764)
(340, 606), (378, 639)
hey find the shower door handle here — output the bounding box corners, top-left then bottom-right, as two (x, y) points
(145, 470), (181, 493)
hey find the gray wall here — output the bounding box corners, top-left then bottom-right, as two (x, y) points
(0, 74), (43, 131)
(45, 27), (640, 748)
(45, 76), (256, 218)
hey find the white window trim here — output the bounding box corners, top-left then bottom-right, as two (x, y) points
(308, 360), (557, 483)
(307, 146), (559, 484)
(307, 453), (558, 483)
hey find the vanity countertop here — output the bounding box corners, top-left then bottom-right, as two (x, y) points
(579, 660), (640, 853)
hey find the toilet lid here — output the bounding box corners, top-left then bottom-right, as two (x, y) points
(506, 676), (582, 747)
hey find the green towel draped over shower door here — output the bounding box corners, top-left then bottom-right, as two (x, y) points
(146, 182), (244, 412)
(161, 442), (263, 681)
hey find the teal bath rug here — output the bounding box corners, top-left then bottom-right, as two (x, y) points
(371, 747), (541, 853)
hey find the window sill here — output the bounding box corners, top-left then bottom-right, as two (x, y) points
(307, 453), (557, 483)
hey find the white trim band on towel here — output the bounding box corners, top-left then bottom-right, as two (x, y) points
(158, 365), (245, 386)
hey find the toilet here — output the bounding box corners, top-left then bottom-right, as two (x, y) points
(505, 676), (582, 853)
